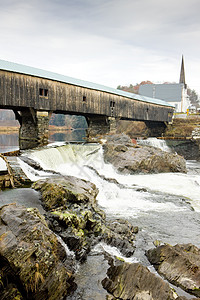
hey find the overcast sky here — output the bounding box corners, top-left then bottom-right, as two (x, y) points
(1, 0), (200, 94)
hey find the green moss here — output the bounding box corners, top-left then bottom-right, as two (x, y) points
(115, 273), (125, 297)
(73, 228), (85, 238)
(52, 210), (85, 232)
(0, 275), (3, 287)
(115, 256), (125, 262)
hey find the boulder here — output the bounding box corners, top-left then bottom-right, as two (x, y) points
(102, 260), (179, 299)
(146, 243), (200, 297)
(32, 176), (99, 209)
(0, 203), (75, 300)
(104, 219), (137, 257)
(32, 177), (136, 261)
(103, 134), (187, 174)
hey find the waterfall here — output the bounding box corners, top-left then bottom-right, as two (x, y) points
(20, 143), (200, 213)
(22, 143), (105, 182)
(137, 137), (172, 152)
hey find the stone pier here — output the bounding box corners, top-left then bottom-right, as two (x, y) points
(145, 121), (167, 137)
(14, 109), (50, 150)
(86, 115), (118, 139)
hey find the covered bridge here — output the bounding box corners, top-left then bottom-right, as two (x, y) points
(0, 59), (174, 149)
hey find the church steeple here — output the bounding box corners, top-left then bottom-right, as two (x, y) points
(179, 55), (186, 88)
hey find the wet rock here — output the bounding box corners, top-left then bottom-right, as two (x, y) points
(32, 176), (99, 209)
(164, 139), (200, 161)
(0, 283), (23, 300)
(33, 177), (104, 261)
(67, 251), (110, 300)
(5, 156), (32, 187)
(102, 260), (179, 299)
(33, 177), (137, 262)
(104, 219), (136, 257)
(20, 156), (44, 171)
(0, 203), (75, 300)
(103, 133), (133, 145)
(103, 134), (187, 174)
(146, 243), (200, 297)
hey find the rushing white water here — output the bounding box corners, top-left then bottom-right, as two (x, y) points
(21, 142), (200, 213)
(137, 137), (172, 152)
(18, 140), (200, 257)
(17, 139), (200, 299)
(56, 234), (75, 258)
(18, 158), (52, 181)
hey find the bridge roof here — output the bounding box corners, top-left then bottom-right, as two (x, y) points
(0, 59), (173, 108)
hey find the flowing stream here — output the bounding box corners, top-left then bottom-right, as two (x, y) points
(1, 137), (200, 299)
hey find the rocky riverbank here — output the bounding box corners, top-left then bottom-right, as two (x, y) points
(0, 174), (137, 299)
(1, 176), (200, 299)
(115, 116), (200, 161)
(0, 134), (200, 299)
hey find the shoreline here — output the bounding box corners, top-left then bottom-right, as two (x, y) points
(0, 125), (74, 134)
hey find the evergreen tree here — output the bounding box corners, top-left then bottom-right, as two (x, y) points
(187, 88), (199, 108)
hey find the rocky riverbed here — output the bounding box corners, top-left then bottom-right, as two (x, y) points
(0, 134), (199, 299)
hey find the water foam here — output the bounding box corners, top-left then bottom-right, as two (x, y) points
(92, 242), (139, 264)
(137, 137), (172, 152)
(22, 143), (198, 215)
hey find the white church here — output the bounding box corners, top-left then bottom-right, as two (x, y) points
(139, 56), (190, 113)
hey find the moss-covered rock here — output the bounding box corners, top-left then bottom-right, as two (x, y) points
(0, 283), (23, 300)
(32, 177), (137, 261)
(0, 203), (75, 300)
(32, 176), (99, 209)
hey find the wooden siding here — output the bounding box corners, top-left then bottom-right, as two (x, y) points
(0, 70), (174, 122)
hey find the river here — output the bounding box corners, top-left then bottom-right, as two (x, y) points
(0, 133), (200, 299)
(0, 129), (87, 153)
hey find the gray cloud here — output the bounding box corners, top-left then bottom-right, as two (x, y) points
(0, 0), (200, 93)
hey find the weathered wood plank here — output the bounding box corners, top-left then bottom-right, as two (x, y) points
(0, 70), (174, 123)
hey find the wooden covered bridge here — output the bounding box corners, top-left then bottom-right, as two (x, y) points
(0, 59), (174, 149)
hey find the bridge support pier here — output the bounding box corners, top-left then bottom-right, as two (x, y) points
(14, 109), (50, 150)
(144, 121), (167, 137)
(86, 115), (118, 139)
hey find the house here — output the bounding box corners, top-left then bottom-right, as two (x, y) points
(139, 56), (190, 112)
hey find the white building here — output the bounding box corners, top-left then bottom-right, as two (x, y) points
(139, 56), (190, 112)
